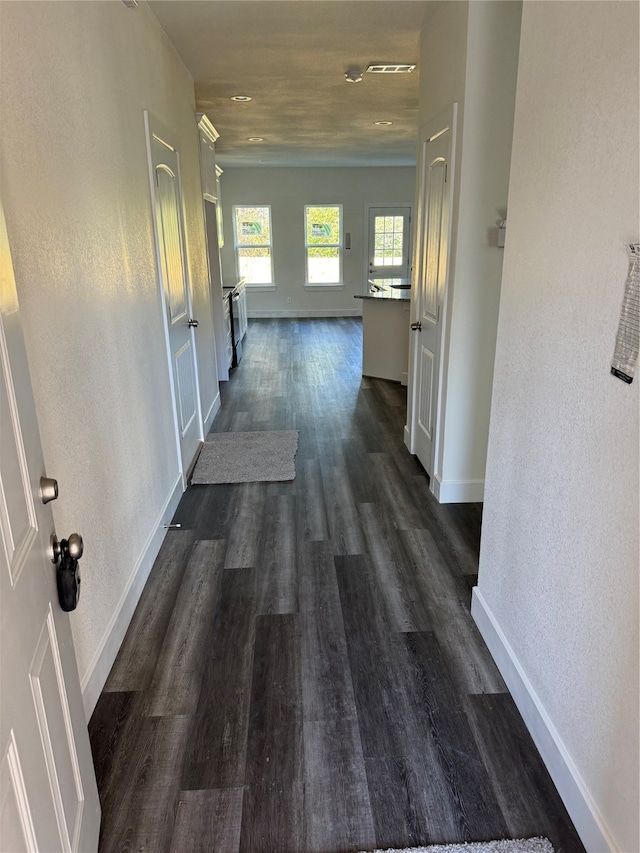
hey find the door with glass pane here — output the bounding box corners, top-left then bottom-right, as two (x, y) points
(367, 206), (411, 280)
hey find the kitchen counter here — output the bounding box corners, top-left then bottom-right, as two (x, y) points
(354, 278), (411, 302)
(355, 278), (411, 385)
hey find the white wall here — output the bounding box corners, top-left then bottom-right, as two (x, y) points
(218, 166), (416, 316)
(475, 3), (639, 851)
(0, 1), (217, 715)
(415, 1), (522, 502)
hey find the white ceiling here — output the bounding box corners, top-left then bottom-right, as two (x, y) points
(147, 1), (431, 168)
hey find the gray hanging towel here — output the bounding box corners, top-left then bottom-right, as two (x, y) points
(611, 243), (640, 384)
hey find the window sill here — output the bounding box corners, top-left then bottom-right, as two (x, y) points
(245, 284), (276, 291)
(304, 284), (344, 291)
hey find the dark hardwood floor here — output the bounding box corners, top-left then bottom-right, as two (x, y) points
(89, 318), (585, 853)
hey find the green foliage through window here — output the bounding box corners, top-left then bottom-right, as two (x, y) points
(305, 205), (342, 285)
(233, 206), (273, 284)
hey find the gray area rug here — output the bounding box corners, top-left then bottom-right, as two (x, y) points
(191, 430), (299, 484)
(360, 839), (554, 853)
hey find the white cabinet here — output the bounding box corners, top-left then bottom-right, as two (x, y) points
(196, 113), (230, 381)
(223, 292), (233, 370)
(197, 114), (219, 201)
(236, 279), (248, 340)
(215, 165), (224, 248)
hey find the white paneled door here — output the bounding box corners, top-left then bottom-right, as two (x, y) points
(0, 202), (101, 852)
(145, 114), (203, 479)
(408, 107), (456, 481)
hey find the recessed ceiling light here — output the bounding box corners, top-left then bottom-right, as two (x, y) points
(366, 64), (416, 74)
(231, 95), (252, 102)
(374, 121), (393, 126)
(248, 137), (264, 142)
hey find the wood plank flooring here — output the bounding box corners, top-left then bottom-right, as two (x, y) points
(89, 318), (585, 853)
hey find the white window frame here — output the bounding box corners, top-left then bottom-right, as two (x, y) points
(304, 204), (343, 288)
(233, 204), (275, 289)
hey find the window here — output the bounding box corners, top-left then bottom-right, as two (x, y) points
(233, 205), (273, 286)
(304, 205), (342, 286)
(374, 214), (405, 266)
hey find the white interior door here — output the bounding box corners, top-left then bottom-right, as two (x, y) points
(145, 115), (203, 478)
(367, 206), (411, 280)
(408, 108), (456, 479)
(0, 202), (101, 852)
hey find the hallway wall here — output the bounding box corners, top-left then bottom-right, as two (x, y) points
(218, 166), (416, 316)
(0, 1), (216, 716)
(414, 0), (522, 501)
(475, 2), (639, 851)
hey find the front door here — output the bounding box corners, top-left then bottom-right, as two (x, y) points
(0, 202), (101, 851)
(367, 206), (411, 280)
(145, 114), (203, 478)
(407, 108), (456, 480)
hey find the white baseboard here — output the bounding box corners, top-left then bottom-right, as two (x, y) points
(80, 474), (184, 720)
(403, 424), (413, 453)
(471, 587), (617, 853)
(203, 390), (221, 434)
(247, 308), (362, 319)
(431, 474), (484, 503)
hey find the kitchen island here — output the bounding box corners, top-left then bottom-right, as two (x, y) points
(354, 278), (411, 384)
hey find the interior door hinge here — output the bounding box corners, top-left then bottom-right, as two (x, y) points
(444, 163), (448, 183)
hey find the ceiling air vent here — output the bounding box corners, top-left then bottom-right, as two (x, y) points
(366, 64), (416, 74)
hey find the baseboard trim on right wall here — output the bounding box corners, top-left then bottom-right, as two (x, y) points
(471, 587), (617, 853)
(431, 474), (484, 503)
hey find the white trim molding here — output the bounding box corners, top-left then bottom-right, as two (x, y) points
(80, 474), (183, 720)
(431, 474), (484, 503)
(471, 588), (618, 853)
(203, 390), (221, 435)
(195, 113), (220, 144)
(247, 308), (362, 319)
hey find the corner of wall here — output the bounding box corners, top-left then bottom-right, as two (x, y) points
(81, 474), (183, 720)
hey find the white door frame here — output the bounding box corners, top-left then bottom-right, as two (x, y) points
(144, 111), (204, 487)
(362, 202), (413, 292)
(405, 103), (457, 488)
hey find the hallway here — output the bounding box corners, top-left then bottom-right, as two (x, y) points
(88, 319), (583, 853)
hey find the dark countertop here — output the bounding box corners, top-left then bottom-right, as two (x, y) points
(223, 277), (246, 294)
(354, 278), (411, 302)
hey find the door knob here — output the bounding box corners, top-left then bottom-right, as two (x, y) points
(188, 318), (199, 328)
(410, 321), (422, 331)
(49, 533), (83, 612)
(49, 532), (83, 563)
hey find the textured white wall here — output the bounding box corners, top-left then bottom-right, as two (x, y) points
(0, 1), (217, 700)
(478, 2), (639, 851)
(416, 1), (521, 498)
(218, 166), (416, 315)
(440, 1), (521, 485)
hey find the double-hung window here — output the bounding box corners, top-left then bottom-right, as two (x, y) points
(304, 205), (342, 286)
(233, 205), (273, 286)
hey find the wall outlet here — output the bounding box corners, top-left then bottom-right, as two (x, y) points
(287, 297), (292, 303)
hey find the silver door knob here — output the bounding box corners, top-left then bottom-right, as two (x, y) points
(49, 533), (84, 564)
(188, 318), (199, 328)
(410, 321), (422, 331)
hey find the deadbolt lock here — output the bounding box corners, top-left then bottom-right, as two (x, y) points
(39, 476), (59, 504)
